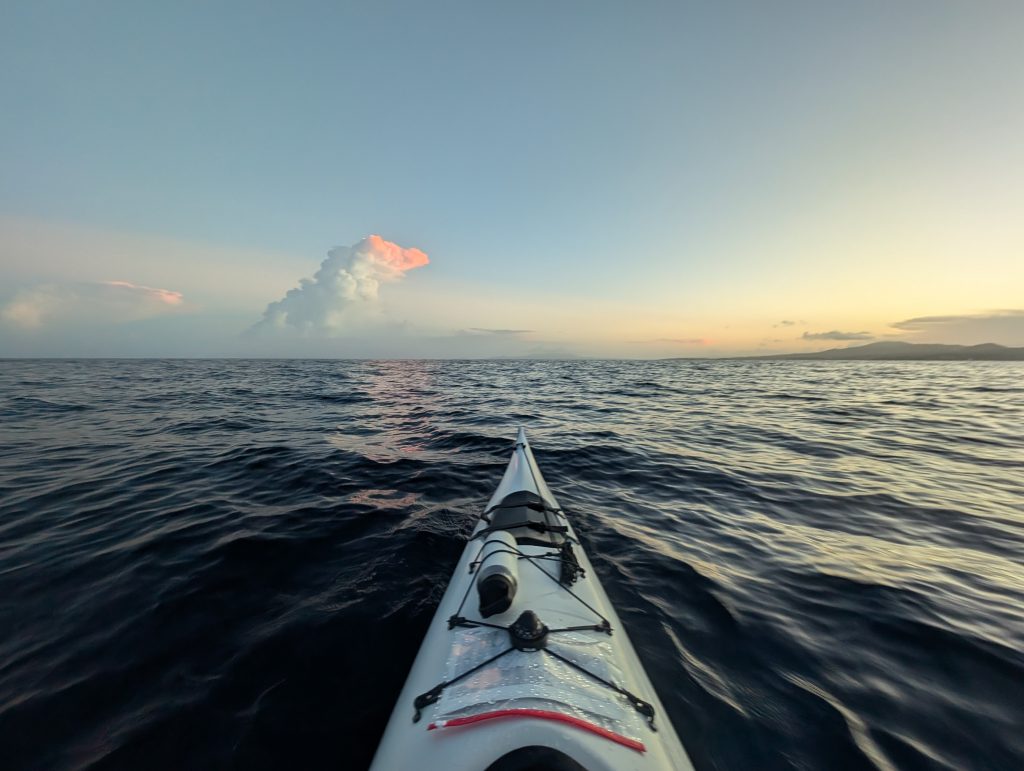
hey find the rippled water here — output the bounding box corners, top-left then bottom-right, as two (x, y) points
(1, 359), (1022, 771)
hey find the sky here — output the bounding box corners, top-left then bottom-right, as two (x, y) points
(1, 1), (1022, 358)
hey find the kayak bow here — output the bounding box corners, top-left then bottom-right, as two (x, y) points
(370, 428), (694, 771)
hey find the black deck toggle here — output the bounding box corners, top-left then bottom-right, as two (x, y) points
(509, 610), (549, 651)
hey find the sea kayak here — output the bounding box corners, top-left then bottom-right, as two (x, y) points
(370, 428), (694, 771)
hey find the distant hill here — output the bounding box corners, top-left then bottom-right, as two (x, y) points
(733, 342), (1024, 361)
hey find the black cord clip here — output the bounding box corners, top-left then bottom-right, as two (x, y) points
(413, 684), (444, 722)
(629, 695), (657, 730)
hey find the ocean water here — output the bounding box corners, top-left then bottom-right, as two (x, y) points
(1, 359), (1022, 771)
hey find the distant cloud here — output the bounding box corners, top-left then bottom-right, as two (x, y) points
(773, 319), (805, 328)
(889, 309), (1024, 345)
(251, 235), (428, 335)
(102, 281), (184, 306)
(630, 337), (710, 345)
(891, 309), (1024, 331)
(468, 327), (533, 335)
(802, 330), (873, 341)
(1, 280), (184, 328)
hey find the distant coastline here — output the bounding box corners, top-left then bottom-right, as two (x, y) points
(725, 342), (1024, 361)
(3, 341), (1023, 361)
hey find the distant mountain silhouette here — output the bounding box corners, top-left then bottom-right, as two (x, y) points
(733, 342), (1024, 361)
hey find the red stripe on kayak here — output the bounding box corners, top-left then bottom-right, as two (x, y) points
(426, 708), (646, 753)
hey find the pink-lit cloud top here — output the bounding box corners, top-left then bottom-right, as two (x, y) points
(363, 234), (429, 275)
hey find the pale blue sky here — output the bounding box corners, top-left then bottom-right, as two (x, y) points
(2, 2), (1022, 356)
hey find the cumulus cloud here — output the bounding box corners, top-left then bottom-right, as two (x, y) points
(802, 330), (873, 341)
(1, 280), (184, 328)
(252, 235), (428, 334)
(889, 310), (1024, 345)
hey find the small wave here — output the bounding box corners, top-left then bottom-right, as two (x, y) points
(0, 395), (93, 418)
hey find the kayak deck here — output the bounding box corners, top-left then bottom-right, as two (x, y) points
(370, 429), (693, 771)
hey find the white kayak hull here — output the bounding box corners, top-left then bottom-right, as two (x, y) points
(370, 428), (694, 771)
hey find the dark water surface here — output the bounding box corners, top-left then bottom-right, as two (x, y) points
(1, 360), (1022, 771)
